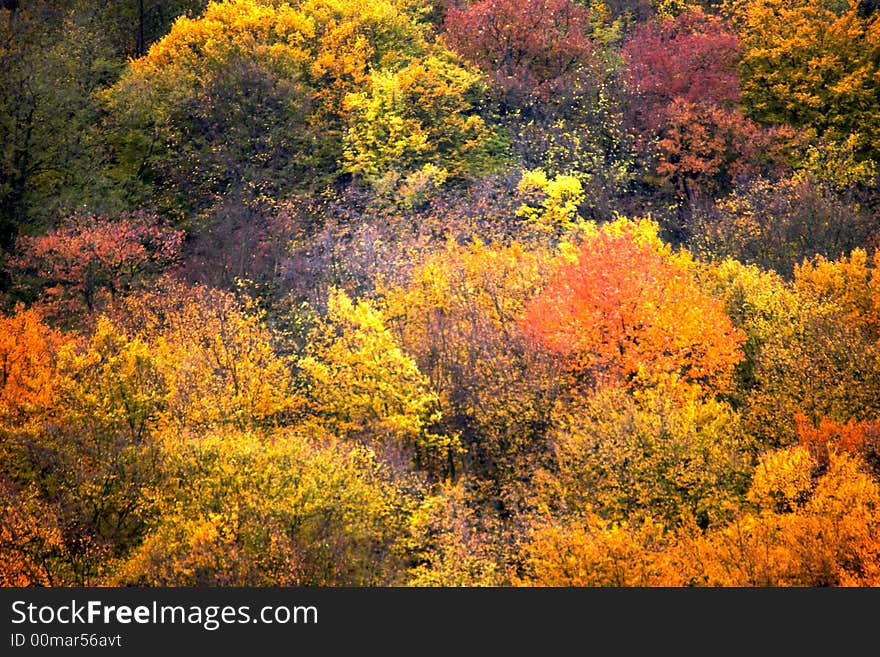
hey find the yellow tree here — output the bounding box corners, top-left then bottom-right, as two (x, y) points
(793, 247), (880, 337)
(113, 426), (417, 586)
(0, 313), (166, 585)
(298, 287), (451, 473)
(516, 513), (671, 586)
(114, 278), (298, 432)
(515, 168), (585, 237)
(542, 378), (753, 530)
(380, 238), (560, 496)
(732, 0), (880, 166)
(697, 257), (802, 407)
(342, 52), (504, 184)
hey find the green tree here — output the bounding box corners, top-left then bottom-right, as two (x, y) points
(0, 3), (123, 244)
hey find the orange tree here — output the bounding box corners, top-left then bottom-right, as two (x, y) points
(520, 218), (745, 392)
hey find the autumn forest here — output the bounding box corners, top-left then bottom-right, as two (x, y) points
(1, 0), (879, 587)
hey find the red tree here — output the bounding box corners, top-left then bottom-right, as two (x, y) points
(622, 10), (787, 195)
(624, 10), (741, 132)
(442, 0), (596, 111)
(11, 212), (184, 323)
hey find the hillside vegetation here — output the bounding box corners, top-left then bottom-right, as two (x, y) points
(1, 0), (879, 586)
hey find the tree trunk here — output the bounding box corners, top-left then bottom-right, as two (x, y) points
(137, 0), (144, 57)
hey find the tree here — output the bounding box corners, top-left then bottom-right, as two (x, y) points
(674, 448), (880, 586)
(733, 0), (880, 166)
(521, 218), (745, 392)
(793, 247), (880, 337)
(516, 513), (670, 586)
(113, 427), (417, 586)
(795, 414), (880, 477)
(93, 1), (209, 58)
(741, 248), (880, 446)
(9, 212), (183, 326)
(381, 237), (562, 498)
(697, 257), (802, 403)
(342, 52), (505, 184)
(104, 0), (501, 216)
(442, 0), (597, 113)
(688, 171), (879, 277)
(653, 97), (788, 197)
(402, 481), (507, 585)
(441, 0), (637, 211)
(622, 9), (790, 197)
(0, 2), (124, 244)
(0, 307), (68, 585)
(0, 305), (62, 423)
(297, 287), (452, 473)
(114, 278), (299, 433)
(624, 9), (741, 117)
(542, 378), (753, 529)
(0, 315), (164, 584)
(515, 168), (585, 237)
(103, 0), (321, 215)
(0, 481), (66, 586)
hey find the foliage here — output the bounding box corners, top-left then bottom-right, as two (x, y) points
(0, 2), (124, 243)
(674, 449), (880, 586)
(793, 247), (880, 337)
(9, 212), (183, 325)
(380, 237), (561, 497)
(103, 0), (323, 214)
(515, 169), (585, 236)
(740, 248), (880, 446)
(622, 9), (790, 196)
(401, 481), (507, 585)
(441, 0), (637, 217)
(114, 278), (299, 432)
(543, 378), (753, 528)
(516, 513), (670, 586)
(697, 257), (801, 402)
(0, 480), (66, 586)
(733, 0), (880, 167)
(0, 306), (63, 423)
(624, 9), (741, 116)
(0, 314), (163, 584)
(795, 414), (880, 477)
(689, 172), (879, 276)
(113, 427), (417, 586)
(442, 0), (597, 112)
(342, 52), (505, 182)
(521, 218), (745, 391)
(2, 0), (880, 589)
(103, 0), (500, 216)
(298, 287), (452, 472)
